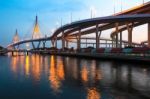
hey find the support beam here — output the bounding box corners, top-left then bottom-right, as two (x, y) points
(42, 41), (46, 48)
(55, 37), (57, 48)
(148, 23), (150, 47)
(126, 23), (133, 47)
(120, 31), (122, 48)
(112, 38), (114, 48)
(128, 29), (132, 47)
(95, 24), (102, 49)
(115, 23), (119, 48)
(37, 41), (41, 48)
(12, 51), (14, 56)
(66, 40), (69, 48)
(32, 42), (35, 49)
(51, 39), (55, 47)
(62, 31), (65, 50)
(86, 39), (87, 48)
(77, 29), (81, 50)
(106, 40), (108, 48)
(116, 34), (118, 48)
(112, 37), (116, 48)
(96, 24), (99, 50)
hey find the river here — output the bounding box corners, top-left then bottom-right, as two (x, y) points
(0, 54), (150, 99)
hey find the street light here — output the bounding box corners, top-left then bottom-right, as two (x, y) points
(61, 18), (62, 27)
(143, 0), (144, 4)
(90, 6), (97, 18)
(113, 0), (116, 15)
(120, 0), (122, 12)
(70, 12), (72, 23)
(90, 7), (93, 18)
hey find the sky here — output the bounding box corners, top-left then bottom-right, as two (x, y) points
(0, 0), (150, 47)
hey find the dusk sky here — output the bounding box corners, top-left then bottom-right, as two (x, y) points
(0, 0), (150, 47)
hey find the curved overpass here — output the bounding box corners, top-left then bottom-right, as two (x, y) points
(8, 14), (150, 49)
(50, 14), (150, 49)
(51, 14), (150, 37)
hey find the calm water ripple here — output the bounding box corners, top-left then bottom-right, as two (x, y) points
(0, 54), (150, 99)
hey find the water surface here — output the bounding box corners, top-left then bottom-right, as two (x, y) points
(0, 54), (150, 99)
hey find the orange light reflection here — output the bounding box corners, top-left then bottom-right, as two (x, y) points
(49, 56), (65, 93)
(25, 56), (30, 76)
(49, 56), (60, 92)
(11, 56), (18, 73)
(87, 88), (101, 99)
(81, 65), (89, 83)
(31, 55), (41, 81)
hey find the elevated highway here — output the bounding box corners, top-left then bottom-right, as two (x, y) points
(8, 2), (150, 51)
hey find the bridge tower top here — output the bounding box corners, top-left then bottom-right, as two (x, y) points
(13, 29), (20, 44)
(32, 15), (41, 39)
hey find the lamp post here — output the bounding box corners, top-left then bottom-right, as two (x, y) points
(90, 8), (93, 18)
(70, 12), (72, 23)
(113, 0), (116, 15)
(90, 6), (97, 18)
(61, 18), (62, 27)
(120, 0), (122, 12)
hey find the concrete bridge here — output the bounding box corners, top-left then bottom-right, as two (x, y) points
(5, 1), (150, 62)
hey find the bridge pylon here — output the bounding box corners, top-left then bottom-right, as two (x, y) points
(12, 29), (20, 49)
(31, 15), (43, 50)
(13, 29), (20, 44)
(32, 15), (41, 39)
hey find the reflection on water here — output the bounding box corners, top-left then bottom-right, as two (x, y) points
(25, 56), (29, 76)
(32, 54), (41, 81)
(11, 56), (18, 73)
(49, 55), (64, 93)
(87, 87), (101, 99)
(1, 54), (150, 99)
(81, 65), (88, 83)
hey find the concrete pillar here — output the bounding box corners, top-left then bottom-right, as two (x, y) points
(86, 39), (87, 48)
(112, 38), (114, 48)
(116, 34), (118, 48)
(66, 40), (69, 48)
(12, 51), (14, 56)
(115, 23), (119, 48)
(148, 23), (150, 47)
(77, 29), (81, 50)
(95, 24), (102, 49)
(106, 40), (108, 48)
(120, 31), (122, 48)
(55, 37), (57, 48)
(128, 28), (132, 47)
(127, 23), (133, 47)
(96, 24), (99, 50)
(51, 39), (55, 47)
(112, 37), (116, 48)
(62, 31), (65, 50)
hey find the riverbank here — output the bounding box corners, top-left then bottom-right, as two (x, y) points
(46, 52), (150, 64)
